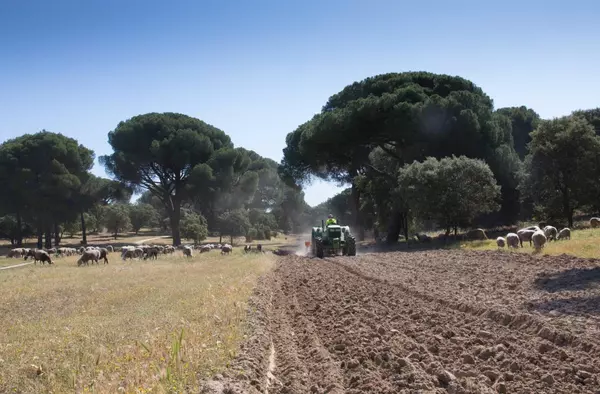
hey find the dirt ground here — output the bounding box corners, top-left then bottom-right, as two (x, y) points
(200, 249), (600, 394)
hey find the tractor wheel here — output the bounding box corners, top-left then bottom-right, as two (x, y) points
(346, 236), (356, 256)
(315, 238), (324, 259)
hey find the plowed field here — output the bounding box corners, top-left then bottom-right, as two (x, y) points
(201, 250), (600, 394)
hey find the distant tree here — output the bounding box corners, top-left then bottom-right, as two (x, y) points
(0, 131), (94, 248)
(102, 204), (131, 239)
(572, 108), (600, 136)
(398, 156), (501, 235)
(62, 219), (80, 238)
(101, 112), (248, 246)
(496, 106), (541, 159)
(218, 209), (251, 244)
(521, 115), (600, 227)
(129, 203), (158, 234)
(180, 211), (208, 243)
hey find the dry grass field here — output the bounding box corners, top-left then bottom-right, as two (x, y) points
(0, 248), (275, 393)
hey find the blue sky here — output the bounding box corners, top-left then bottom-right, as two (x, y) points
(1, 0), (599, 206)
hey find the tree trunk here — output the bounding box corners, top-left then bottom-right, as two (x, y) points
(454, 226), (458, 236)
(15, 210), (23, 247)
(386, 210), (402, 244)
(80, 211), (87, 245)
(219, 234), (223, 244)
(168, 198), (182, 246)
(54, 222), (61, 246)
(351, 182), (365, 241)
(37, 224), (43, 249)
(230, 235), (233, 245)
(562, 188), (573, 228)
(114, 232), (118, 240)
(44, 227), (52, 249)
(402, 213), (409, 248)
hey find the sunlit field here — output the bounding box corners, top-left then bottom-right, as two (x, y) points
(0, 248), (274, 393)
(459, 227), (600, 258)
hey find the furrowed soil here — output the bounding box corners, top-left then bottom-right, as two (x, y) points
(201, 250), (600, 394)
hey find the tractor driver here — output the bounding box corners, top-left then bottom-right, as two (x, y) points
(326, 214), (337, 226)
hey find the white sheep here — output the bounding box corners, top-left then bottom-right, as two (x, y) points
(221, 244), (233, 255)
(532, 230), (547, 251)
(183, 246), (193, 257)
(590, 218), (600, 228)
(78, 249), (100, 266)
(556, 227), (571, 240)
(543, 226), (558, 241)
(517, 229), (536, 247)
(496, 237), (506, 248)
(506, 233), (520, 248)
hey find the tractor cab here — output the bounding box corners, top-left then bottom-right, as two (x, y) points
(309, 220), (356, 258)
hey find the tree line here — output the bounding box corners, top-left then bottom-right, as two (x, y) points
(280, 72), (600, 242)
(0, 114), (315, 248)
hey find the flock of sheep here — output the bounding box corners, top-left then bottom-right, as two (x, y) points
(496, 225), (571, 251)
(5, 242), (237, 266)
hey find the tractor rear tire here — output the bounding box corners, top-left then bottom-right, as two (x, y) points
(315, 238), (324, 259)
(346, 236), (356, 256)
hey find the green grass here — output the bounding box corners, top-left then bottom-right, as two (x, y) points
(459, 228), (600, 258)
(0, 248), (275, 393)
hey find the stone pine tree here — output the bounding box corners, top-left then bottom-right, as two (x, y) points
(101, 112), (243, 246)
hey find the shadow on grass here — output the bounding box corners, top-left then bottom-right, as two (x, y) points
(533, 267), (600, 292)
(527, 295), (600, 316)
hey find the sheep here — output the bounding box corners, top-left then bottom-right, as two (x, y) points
(98, 248), (109, 264)
(78, 247), (86, 255)
(221, 244), (233, 255)
(466, 228), (488, 240)
(183, 246), (193, 257)
(25, 249), (53, 265)
(415, 233), (432, 243)
(532, 230), (547, 251)
(121, 249), (135, 260)
(200, 245), (211, 253)
(8, 248), (24, 258)
(517, 229), (536, 247)
(78, 249), (100, 266)
(557, 227), (571, 240)
(543, 226), (558, 242)
(524, 226), (542, 232)
(506, 233), (520, 248)
(496, 237), (506, 248)
(106, 245), (114, 253)
(164, 245), (175, 254)
(590, 218), (600, 228)
(143, 247), (159, 260)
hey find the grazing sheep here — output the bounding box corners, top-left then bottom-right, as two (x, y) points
(200, 245), (211, 253)
(415, 233), (432, 243)
(257, 244), (262, 252)
(466, 228), (488, 240)
(590, 218), (600, 228)
(98, 248), (109, 264)
(517, 229), (536, 247)
(183, 246), (193, 257)
(221, 244), (233, 255)
(543, 226), (558, 241)
(506, 233), (520, 248)
(496, 237), (506, 248)
(143, 247), (159, 260)
(78, 249), (100, 266)
(25, 249), (53, 265)
(524, 226), (542, 232)
(121, 249), (135, 260)
(532, 230), (547, 251)
(106, 245), (114, 253)
(8, 248), (24, 258)
(557, 228), (571, 240)
(78, 247), (86, 255)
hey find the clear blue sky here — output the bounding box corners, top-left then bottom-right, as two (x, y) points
(1, 0), (599, 206)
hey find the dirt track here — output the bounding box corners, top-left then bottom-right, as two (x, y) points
(201, 250), (600, 393)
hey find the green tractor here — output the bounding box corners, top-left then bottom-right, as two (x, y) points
(310, 219), (356, 258)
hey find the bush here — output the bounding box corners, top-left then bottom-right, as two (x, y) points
(180, 212), (208, 243)
(246, 227), (257, 242)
